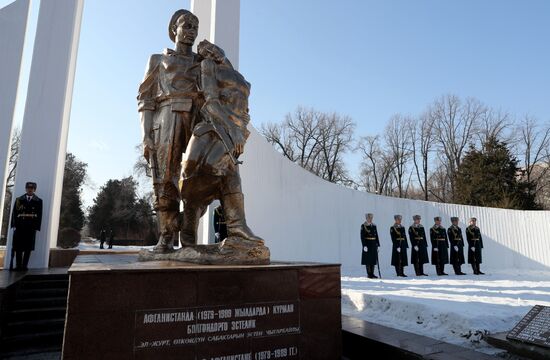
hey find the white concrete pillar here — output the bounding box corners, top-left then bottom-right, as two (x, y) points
(190, 0), (240, 245)
(3, 0), (84, 269)
(0, 0), (30, 245)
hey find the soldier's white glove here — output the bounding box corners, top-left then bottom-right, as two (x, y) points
(363, 246), (368, 252)
(397, 248), (401, 253)
(470, 247), (475, 251)
(434, 248), (439, 252)
(377, 247), (380, 252)
(454, 246), (459, 251)
(215, 233), (220, 240)
(414, 246), (419, 251)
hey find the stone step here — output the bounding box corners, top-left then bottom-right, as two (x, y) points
(7, 307), (67, 322)
(17, 287), (69, 299)
(0, 330), (64, 355)
(14, 296), (67, 310)
(6, 318), (66, 337)
(19, 279), (69, 290)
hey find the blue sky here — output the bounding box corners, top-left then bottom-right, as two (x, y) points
(3, 0), (550, 207)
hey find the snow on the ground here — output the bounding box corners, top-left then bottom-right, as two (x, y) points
(341, 268), (550, 355)
(77, 238), (154, 251)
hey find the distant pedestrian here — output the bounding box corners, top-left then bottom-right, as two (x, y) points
(360, 213), (380, 279)
(99, 229), (106, 249)
(390, 215), (408, 277)
(108, 229), (114, 249)
(466, 217), (485, 275)
(213, 205), (228, 243)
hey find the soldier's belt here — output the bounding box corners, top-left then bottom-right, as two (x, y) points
(436, 238), (446, 241)
(472, 239), (480, 241)
(397, 238), (405, 240)
(17, 214), (37, 218)
(365, 237), (377, 240)
(414, 237), (423, 239)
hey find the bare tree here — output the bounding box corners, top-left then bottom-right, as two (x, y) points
(357, 135), (394, 195)
(431, 94), (486, 200)
(316, 112), (355, 183)
(384, 114), (413, 198)
(516, 116), (550, 206)
(6, 128), (20, 190)
(477, 108), (513, 145)
(410, 112), (435, 200)
(261, 107), (355, 185)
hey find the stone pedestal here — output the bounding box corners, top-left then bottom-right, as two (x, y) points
(62, 255), (341, 359)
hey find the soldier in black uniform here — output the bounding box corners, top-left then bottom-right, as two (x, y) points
(213, 205), (228, 243)
(360, 213), (380, 278)
(430, 217), (449, 276)
(10, 182), (43, 271)
(408, 215), (429, 276)
(390, 215), (408, 277)
(466, 217), (485, 275)
(448, 217), (466, 275)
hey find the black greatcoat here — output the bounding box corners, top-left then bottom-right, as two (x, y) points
(390, 225), (408, 266)
(430, 225), (449, 265)
(11, 194), (43, 251)
(466, 225), (483, 264)
(408, 225), (429, 265)
(360, 222), (380, 265)
(448, 225), (465, 265)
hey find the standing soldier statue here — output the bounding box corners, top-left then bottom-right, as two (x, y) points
(390, 215), (408, 277)
(466, 217), (484, 275)
(408, 215), (429, 276)
(360, 213), (380, 279)
(9, 182), (43, 271)
(430, 217), (449, 276)
(137, 9), (267, 264)
(137, 9), (202, 252)
(448, 217), (466, 275)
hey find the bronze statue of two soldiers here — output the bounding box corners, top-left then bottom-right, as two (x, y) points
(137, 9), (267, 264)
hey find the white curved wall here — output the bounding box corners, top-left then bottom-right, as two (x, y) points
(240, 127), (550, 272)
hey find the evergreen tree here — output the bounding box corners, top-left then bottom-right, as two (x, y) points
(455, 136), (539, 209)
(59, 153), (88, 231)
(87, 176), (156, 241)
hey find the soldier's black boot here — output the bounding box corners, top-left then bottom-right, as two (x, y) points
(366, 265), (374, 278)
(472, 264), (479, 275)
(223, 193), (263, 242)
(453, 264), (462, 275)
(477, 264), (485, 275)
(400, 266), (407, 277)
(435, 265), (442, 276)
(415, 263), (423, 276)
(22, 251), (31, 271)
(394, 266), (400, 277)
(370, 265), (378, 278)
(15, 251), (23, 271)
(440, 265), (448, 275)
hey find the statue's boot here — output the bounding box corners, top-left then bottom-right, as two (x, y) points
(222, 193), (263, 242)
(180, 204), (207, 245)
(153, 210), (178, 252)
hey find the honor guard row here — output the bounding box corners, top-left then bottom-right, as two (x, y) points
(360, 214), (484, 278)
